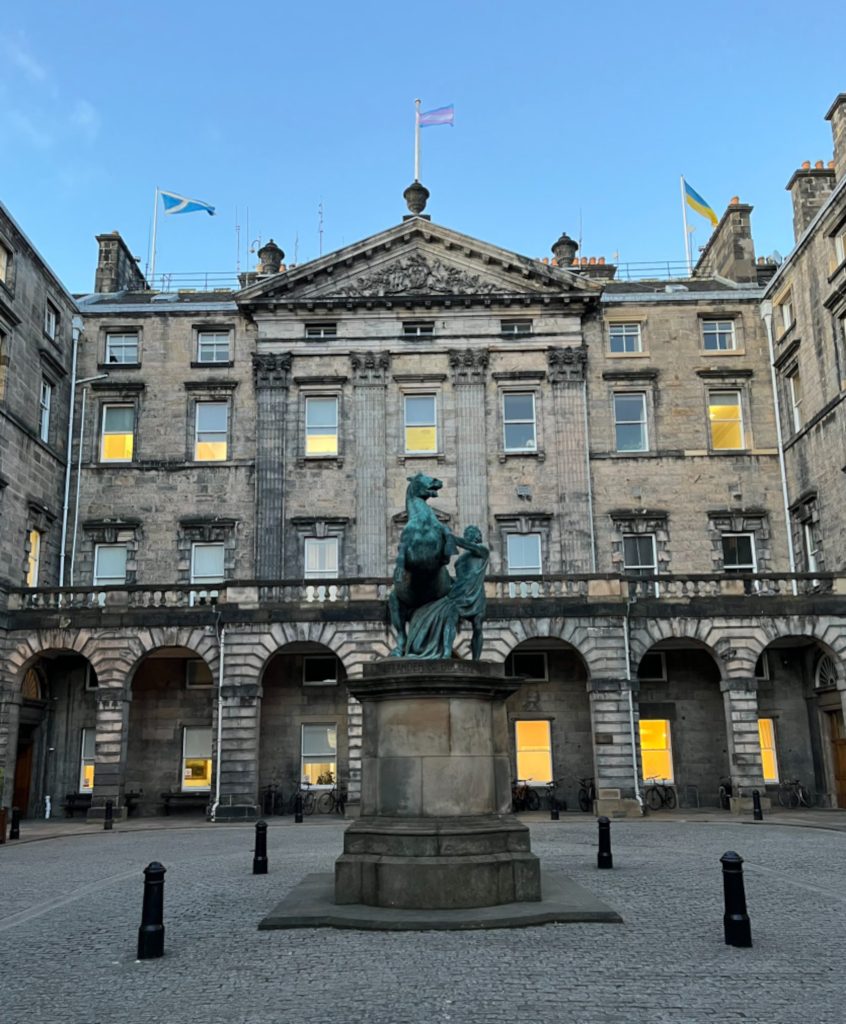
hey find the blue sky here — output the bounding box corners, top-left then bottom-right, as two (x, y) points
(2, 2), (845, 293)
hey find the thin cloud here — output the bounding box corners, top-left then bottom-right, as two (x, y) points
(6, 110), (53, 149)
(2, 36), (48, 82)
(70, 100), (101, 142)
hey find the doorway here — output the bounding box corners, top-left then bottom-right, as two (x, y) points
(828, 710), (846, 808)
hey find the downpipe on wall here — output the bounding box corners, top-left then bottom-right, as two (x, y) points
(210, 615), (225, 822)
(622, 600), (644, 813)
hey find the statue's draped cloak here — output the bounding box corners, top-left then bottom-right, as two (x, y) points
(404, 547), (488, 659)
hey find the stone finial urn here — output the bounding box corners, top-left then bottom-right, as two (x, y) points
(551, 231), (578, 265)
(257, 239), (284, 275)
(403, 181), (430, 215)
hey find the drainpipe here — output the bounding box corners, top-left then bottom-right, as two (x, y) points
(210, 618), (225, 822)
(58, 316), (83, 587)
(622, 601), (644, 812)
(760, 301), (798, 594)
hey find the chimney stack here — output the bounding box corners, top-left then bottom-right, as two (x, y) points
(94, 232), (148, 293)
(826, 94), (846, 182)
(692, 199), (757, 283)
(786, 161), (836, 241)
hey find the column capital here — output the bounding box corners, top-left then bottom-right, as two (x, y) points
(449, 347), (488, 385)
(350, 350), (390, 385)
(720, 675), (759, 694)
(252, 352), (292, 389)
(547, 345), (587, 383)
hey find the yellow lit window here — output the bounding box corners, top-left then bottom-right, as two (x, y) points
(640, 719), (674, 783)
(26, 529), (41, 586)
(80, 728), (95, 793)
(708, 391), (744, 450)
(305, 396), (338, 456)
(100, 405), (135, 461)
(515, 720), (552, 783)
(194, 401), (228, 461)
(301, 724), (337, 785)
(404, 395), (437, 453)
(758, 718), (779, 783)
(182, 727), (212, 791)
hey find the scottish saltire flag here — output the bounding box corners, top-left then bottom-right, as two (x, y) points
(683, 180), (718, 227)
(418, 104), (454, 127)
(160, 190), (216, 216)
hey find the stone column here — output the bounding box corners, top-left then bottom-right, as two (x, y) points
(547, 346), (593, 572)
(721, 676), (766, 808)
(350, 352), (390, 576)
(0, 696), (21, 808)
(588, 678), (642, 816)
(89, 690), (130, 819)
(449, 348), (489, 535)
(253, 353), (291, 579)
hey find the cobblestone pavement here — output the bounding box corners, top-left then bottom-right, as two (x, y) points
(1, 815), (844, 1024)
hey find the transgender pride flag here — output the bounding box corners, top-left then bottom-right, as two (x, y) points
(418, 104), (454, 127)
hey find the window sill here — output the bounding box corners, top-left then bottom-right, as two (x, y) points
(398, 452), (446, 464)
(297, 455), (345, 467)
(498, 449), (545, 463)
(607, 350), (648, 358)
(699, 348), (746, 356)
(98, 362), (141, 371)
(191, 360), (234, 369)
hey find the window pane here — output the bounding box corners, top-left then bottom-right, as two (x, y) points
(504, 422), (536, 450)
(709, 392), (743, 449)
(106, 333), (139, 362)
(504, 393), (534, 421)
(196, 402), (228, 431)
(405, 395), (435, 424)
(302, 724), (337, 757)
(95, 545), (127, 583)
(192, 543), (224, 582)
(722, 534), (754, 569)
(614, 394), (644, 421)
(507, 533), (541, 573)
(306, 397), (338, 455)
(639, 719), (673, 782)
(198, 332), (230, 361)
(104, 406), (134, 432)
(615, 424), (646, 451)
(26, 530), (40, 586)
(623, 535), (655, 571)
(304, 537), (338, 578)
(102, 406), (134, 461)
(515, 720), (552, 782)
(758, 719), (779, 783)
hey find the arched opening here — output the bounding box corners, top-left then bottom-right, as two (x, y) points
(636, 640), (728, 807)
(504, 638), (591, 812)
(758, 636), (841, 807)
(12, 651), (98, 818)
(126, 646), (214, 816)
(258, 642), (348, 812)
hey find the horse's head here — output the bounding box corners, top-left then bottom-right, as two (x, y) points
(406, 472), (443, 501)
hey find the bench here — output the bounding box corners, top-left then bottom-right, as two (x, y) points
(63, 793), (93, 817)
(160, 792), (209, 816)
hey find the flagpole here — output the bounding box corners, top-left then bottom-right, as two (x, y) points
(149, 187), (160, 288)
(414, 98), (421, 181)
(680, 175), (692, 276)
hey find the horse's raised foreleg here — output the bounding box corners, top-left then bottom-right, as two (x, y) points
(388, 589), (408, 657)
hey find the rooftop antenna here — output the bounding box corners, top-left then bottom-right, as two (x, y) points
(578, 207), (583, 255)
(235, 206), (241, 275)
(318, 200), (324, 256)
(294, 231), (299, 265)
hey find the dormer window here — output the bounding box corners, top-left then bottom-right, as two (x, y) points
(305, 322), (337, 339)
(402, 320), (435, 338)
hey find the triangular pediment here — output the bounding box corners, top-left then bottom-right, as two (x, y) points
(237, 218), (600, 306)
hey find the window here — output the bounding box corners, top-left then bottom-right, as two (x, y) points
(509, 651), (548, 681)
(708, 390), (744, 449)
(44, 303), (58, 340)
(515, 720), (552, 783)
(506, 533), (542, 575)
(614, 393), (647, 452)
(779, 296), (794, 335)
(301, 723), (337, 785)
(758, 719), (779, 783)
(503, 393), (537, 452)
(304, 537), (339, 579)
(100, 405), (135, 462)
(623, 534), (656, 575)
(402, 320), (434, 337)
(702, 319), (736, 351)
(305, 322), (337, 339)
(182, 727), (212, 791)
(93, 544), (127, 586)
(305, 396), (338, 456)
(803, 522), (819, 573)
(194, 401), (228, 460)
(721, 533), (756, 572)
(639, 719), (673, 783)
(191, 542), (225, 584)
(26, 529), (41, 586)
(501, 319), (532, 336)
(303, 656), (339, 685)
(39, 380), (52, 442)
(638, 652), (667, 681)
(197, 330), (230, 363)
(0, 243), (9, 284)
(186, 659), (214, 688)
(835, 230), (846, 267)
(609, 323), (642, 354)
(80, 728), (95, 793)
(787, 369), (802, 432)
(105, 332), (139, 364)
(404, 395), (437, 453)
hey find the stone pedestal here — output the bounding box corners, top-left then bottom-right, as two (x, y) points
(334, 659), (541, 909)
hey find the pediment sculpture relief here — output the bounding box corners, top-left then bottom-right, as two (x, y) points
(334, 253), (503, 296)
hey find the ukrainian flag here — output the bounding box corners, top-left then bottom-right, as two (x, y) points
(684, 180), (719, 227)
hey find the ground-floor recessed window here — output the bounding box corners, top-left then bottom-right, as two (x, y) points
(302, 723), (337, 785)
(639, 719), (674, 783)
(79, 727), (95, 793)
(514, 720), (552, 783)
(182, 726), (213, 791)
(758, 718), (779, 783)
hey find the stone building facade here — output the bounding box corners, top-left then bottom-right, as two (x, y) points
(3, 95), (846, 822)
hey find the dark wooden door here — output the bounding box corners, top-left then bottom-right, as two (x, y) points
(13, 740), (33, 815)
(829, 711), (846, 808)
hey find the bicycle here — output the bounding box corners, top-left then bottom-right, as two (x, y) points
(544, 778), (567, 813)
(644, 776), (677, 811)
(512, 779), (541, 812)
(287, 779), (316, 815)
(576, 776), (596, 813)
(777, 779), (814, 808)
(316, 779), (348, 815)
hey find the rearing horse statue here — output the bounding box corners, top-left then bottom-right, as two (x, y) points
(389, 473), (457, 657)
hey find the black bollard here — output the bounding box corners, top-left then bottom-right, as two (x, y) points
(9, 806), (20, 841)
(294, 792), (303, 824)
(137, 862), (166, 960)
(104, 799), (114, 831)
(597, 815), (613, 869)
(752, 789), (763, 822)
(253, 819), (268, 874)
(550, 796), (560, 821)
(720, 851), (752, 947)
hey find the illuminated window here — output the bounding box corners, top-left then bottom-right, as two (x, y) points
(305, 396), (338, 456)
(93, 544), (127, 586)
(503, 393), (537, 452)
(194, 401), (228, 460)
(181, 726), (212, 791)
(609, 323), (642, 353)
(758, 718), (779, 783)
(26, 529), (41, 586)
(191, 543), (224, 584)
(100, 404), (135, 462)
(506, 533), (542, 575)
(708, 390), (744, 449)
(501, 319), (532, 335)
(305, 322), (337, 339)
(722, 533), (756, 573)
(639, 719), (674, 783)
(404, 395), (437, 453)
(197, 330), (230, 363)
(301, 723), (337, 786)
(515, 720), (552, 783)
(614, 392), (647, 451)
(44, 303), (58, 340)
(105, 332), (139, 363)
(80, 728), (95, 793)
(702, 319), (736, 351)
(39, 379), (52, 441)
(787, 369), (802, 432)
(304, 537), (338, 579)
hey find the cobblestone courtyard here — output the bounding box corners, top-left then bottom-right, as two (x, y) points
(1, 815), (844, 1023)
